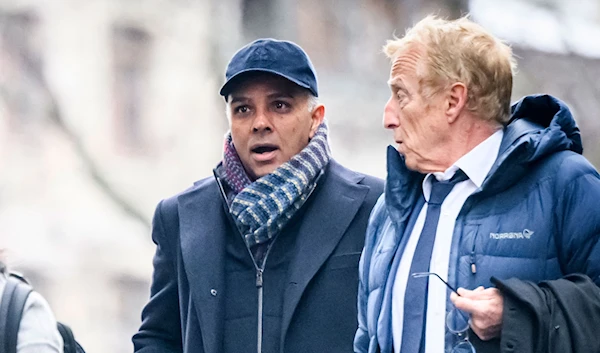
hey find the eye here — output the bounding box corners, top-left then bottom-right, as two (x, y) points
(234, 105), (250, 114)
(396, 91), (409, 106)
(274, 101), (290, 110)
(271, 100), (292, 113)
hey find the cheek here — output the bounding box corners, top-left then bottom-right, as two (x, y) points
(403, 106), (429, 133)
(398, 109), (428, 151)
(281, 117), (310, 153)
(230, 127), (249, 151)
(398, 108), (417, 134)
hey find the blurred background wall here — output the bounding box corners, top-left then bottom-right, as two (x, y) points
(0, 0), (598, 352)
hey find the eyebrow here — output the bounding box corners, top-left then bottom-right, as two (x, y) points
(388, 77), (401, 88)
(388, 79), (408, 94)
(229, 96), (249, 105)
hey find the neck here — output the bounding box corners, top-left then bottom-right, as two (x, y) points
(439, 119), (500, 171)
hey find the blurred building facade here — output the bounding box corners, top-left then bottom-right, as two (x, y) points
(0, 0), (598, 352)
(0, 1), (224, 352)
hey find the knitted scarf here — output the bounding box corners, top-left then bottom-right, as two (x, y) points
(221, 123), (331, 247)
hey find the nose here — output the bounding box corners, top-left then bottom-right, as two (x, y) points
(383, 96), (399, 130)
(252, 110), (272, 133)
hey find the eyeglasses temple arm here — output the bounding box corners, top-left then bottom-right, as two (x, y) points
(412, 272), (460, 296)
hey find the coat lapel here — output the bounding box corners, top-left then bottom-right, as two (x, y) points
(281, 161), (369, 344)
(376, 195), (425, 353)
(178, 178), (226, 353)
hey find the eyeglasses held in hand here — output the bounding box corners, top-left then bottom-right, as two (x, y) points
(411, 271), (460, 295)
(410, 272), (476, 353)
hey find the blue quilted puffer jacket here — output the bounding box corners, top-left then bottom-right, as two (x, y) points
(354, 95), (600, 353)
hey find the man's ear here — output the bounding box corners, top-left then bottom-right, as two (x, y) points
(446, 82), (468, 124)
(309, 104), (325, 138)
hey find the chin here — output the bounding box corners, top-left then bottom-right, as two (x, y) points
(402, 155), (421, 173)
(398, 148), (422, 173)
(404, 161), (419, 172)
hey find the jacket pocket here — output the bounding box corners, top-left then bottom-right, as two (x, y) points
(324, 252), (362, 271)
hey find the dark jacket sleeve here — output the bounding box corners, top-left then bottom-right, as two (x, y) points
(492, 274), (600, 353)
(132, 200), (183, 353)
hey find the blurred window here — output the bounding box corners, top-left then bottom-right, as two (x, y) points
(0, 10), (45, 129)
(241, 0), (275, 38)
(111, 24), (152, 154)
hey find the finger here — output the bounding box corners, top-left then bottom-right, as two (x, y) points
(450, 291), (459, 304)
(475, 287), (503, 301)
(458, 287), (497, 300)
(454, 294), (499, 315)
(456, 287), (485, 299)
(456, 287), (470, 297)
(452, 294), (480, 314)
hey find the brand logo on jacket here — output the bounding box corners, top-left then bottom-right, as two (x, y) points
(489, 229), (534, 240)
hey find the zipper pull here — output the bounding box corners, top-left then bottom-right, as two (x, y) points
(470, 252), (477, 274)
(256, 269), (264, 288)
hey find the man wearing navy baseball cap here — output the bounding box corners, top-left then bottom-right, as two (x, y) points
(133, 39), (383, 353)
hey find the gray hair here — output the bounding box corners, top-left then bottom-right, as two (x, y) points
(306, 94), (319, 112)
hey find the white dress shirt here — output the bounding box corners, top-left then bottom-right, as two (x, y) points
(392, 129), (504, 353)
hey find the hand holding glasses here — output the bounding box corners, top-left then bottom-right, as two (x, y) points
(411, 272), (476, 353)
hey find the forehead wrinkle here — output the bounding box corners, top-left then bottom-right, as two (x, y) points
(390, 46), (424, 79)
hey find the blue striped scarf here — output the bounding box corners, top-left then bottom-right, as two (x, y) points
(221, 123), (331, 247)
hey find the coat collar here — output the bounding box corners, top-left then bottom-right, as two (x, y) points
(177, 160), (369, 353)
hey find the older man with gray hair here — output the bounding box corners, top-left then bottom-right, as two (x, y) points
(355, 15), (600, 353)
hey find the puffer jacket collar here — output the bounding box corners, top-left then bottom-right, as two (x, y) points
(385, 94), (583, 216)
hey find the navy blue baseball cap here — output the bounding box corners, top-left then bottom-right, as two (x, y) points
(219, 38), (318, 99)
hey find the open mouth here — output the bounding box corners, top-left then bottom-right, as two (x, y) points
(251, 145), (278, 154)
(251, 144), (279, 162)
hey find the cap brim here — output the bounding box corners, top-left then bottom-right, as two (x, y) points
(219, 68), (315, 98)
